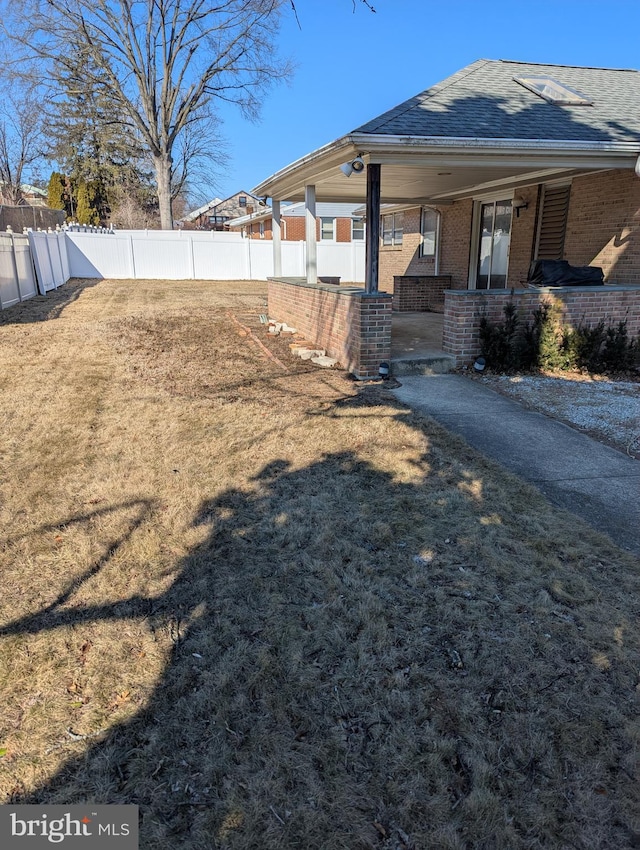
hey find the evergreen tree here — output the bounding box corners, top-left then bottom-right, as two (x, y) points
(75, 180), (100, 225)
(47, 171), (66, 212)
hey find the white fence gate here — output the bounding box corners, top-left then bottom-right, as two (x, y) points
(0, 227), (366, 311)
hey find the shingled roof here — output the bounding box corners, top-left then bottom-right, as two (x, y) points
(353, 59), (640, 144)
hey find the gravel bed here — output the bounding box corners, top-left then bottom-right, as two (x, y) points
(479, 373), (640, 458)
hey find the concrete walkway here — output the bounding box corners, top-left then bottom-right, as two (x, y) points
(392, 375), (640, 555)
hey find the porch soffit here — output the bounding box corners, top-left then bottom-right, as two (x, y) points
(253, 140), (639, 205)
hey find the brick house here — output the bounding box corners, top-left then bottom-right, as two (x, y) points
(227, 201), (365, 242)
(182, 191), (266, 230)
(252, 60), (640, 377)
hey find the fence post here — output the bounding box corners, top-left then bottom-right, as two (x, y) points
(188, 233), (196, 279)
(128, 233), (136, 278)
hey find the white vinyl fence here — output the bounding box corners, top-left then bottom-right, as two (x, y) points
(0, 233), (38, 308)
(63, 229), (365, 283)
(0, 227), (366, 311)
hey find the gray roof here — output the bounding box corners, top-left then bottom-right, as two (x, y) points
(354, 59), (640, 143)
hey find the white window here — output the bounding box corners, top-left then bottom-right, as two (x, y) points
(351, 218), (365, 240)
(320, 217), (335, 241)
(382, 212), (403, 247)
(259, 221), (265, 239)
(420, 207), (439, 257)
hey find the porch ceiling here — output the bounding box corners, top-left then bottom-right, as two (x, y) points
(253, 135), (639, 205)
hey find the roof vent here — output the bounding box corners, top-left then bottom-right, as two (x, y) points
(514, 76), (592, 105)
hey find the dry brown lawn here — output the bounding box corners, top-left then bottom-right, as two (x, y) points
(1, 278), (639, 850)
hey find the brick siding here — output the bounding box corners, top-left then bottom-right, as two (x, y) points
(247, 216), (354, 242)
(378, 201), (474, 293)
(563, 170), (640, 284)
(443, 285), (640, 366)
(267, 278), (392, 379)
(393, 275), (452, 312)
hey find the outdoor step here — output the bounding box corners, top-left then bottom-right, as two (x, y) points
(391, 355), (456, 376)
(310, 355), (338, 368)
(297, 348), (326, 360)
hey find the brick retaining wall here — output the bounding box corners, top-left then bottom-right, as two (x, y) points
(393, 275), (452, 312)
(267, 278), (392, 379)
(443, 285), (640, 365)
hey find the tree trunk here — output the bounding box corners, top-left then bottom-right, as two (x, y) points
(154, 154), (173, 230)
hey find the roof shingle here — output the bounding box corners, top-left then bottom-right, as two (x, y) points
(353, 59), (640, 144)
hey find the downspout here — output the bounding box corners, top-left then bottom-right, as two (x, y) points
(635, 154), (640, 177)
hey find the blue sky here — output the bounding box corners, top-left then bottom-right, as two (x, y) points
(205, 0), (640, 204)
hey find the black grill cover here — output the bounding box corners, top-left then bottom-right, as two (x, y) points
(528, 259), (604, 287)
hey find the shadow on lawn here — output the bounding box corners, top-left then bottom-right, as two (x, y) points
(0, 278), (102, 325)
(3, 445), (639, 849)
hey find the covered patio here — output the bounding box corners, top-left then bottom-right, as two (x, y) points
(254, 60), (640, 378)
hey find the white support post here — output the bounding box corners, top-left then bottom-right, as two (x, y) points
(305, 185), (317, 284)
(272, 199), (282, 277)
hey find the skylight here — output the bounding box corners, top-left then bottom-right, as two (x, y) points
(514, 76), (593, 105)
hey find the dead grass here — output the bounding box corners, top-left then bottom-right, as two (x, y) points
(1, 278), (639, 849)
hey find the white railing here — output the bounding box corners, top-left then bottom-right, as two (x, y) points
(1, 227), (366, 310)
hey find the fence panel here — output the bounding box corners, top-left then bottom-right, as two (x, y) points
(13, 236), (37, 300)
(0, 235), (21, 308)
(191, 233), (249, 279)
(66, 232), (134, 278)
(131, 233), (193, 279)
(28, 231), (65, 293)
(317, 242), (365, 282)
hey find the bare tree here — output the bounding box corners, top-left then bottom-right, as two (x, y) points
(0, 86), (44, 206)
(5, 1), (290, 229)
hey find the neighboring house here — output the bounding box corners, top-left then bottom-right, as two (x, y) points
(182, 191), (266, 230)
(0, 183), (48, 207)
(228, 201), (366, 242)
(253, 59), (640, 293)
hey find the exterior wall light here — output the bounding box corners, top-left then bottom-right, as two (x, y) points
(513, 196), (529, 217)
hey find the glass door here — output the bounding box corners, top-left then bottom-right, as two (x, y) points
(475, 199), (512, 289)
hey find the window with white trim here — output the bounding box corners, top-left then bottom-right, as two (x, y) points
(320, 217), (335, 241)
(351, 218), (365, 240)
(382, 212), (403, 247)
(420, 207), (439, 258)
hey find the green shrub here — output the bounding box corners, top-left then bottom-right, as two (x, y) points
(479, 302), (639, 375)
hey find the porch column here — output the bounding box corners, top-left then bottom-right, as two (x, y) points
(305, 184), (317, 284)
(365, 164), (381, 293)
(271, 198), (282, 277)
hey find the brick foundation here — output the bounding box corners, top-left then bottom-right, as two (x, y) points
(443, 285), (640, 366)
(393, 275), (452, 312)
(267, 278), (392, 379)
